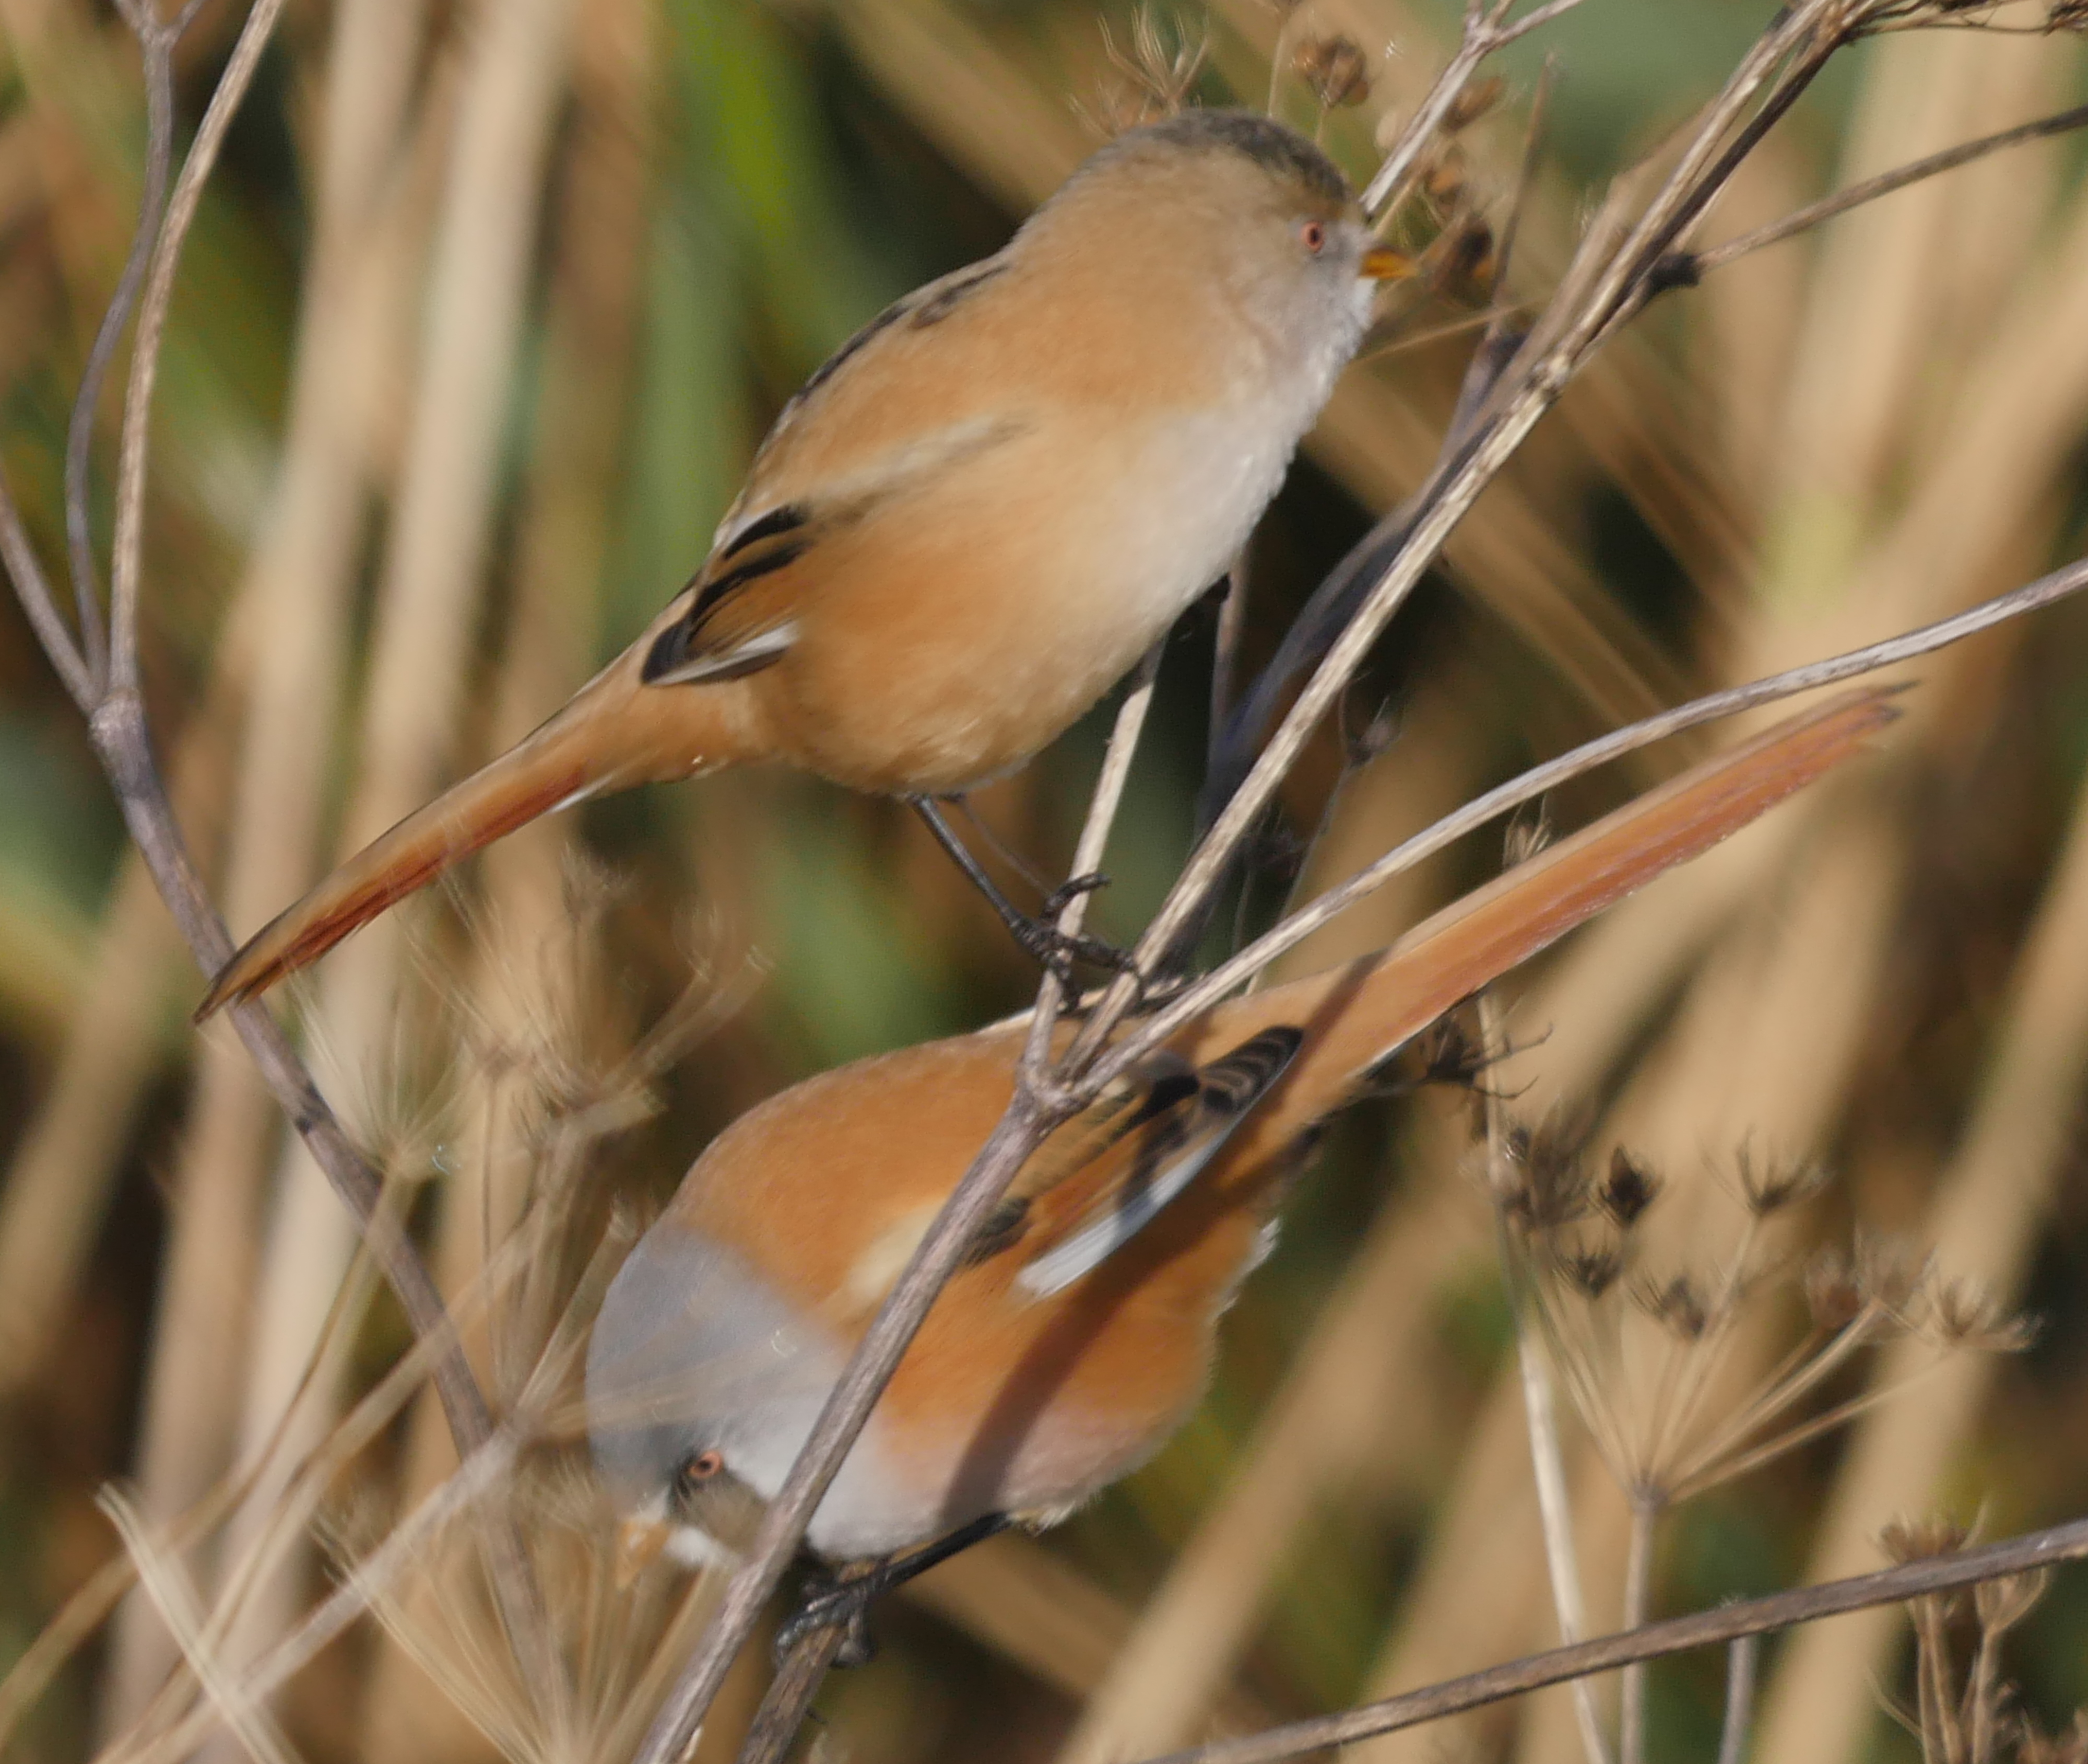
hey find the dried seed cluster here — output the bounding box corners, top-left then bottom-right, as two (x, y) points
(1483, 1115), (2031, 1510)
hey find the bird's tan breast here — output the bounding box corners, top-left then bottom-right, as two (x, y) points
(728, 237), (1308, 794)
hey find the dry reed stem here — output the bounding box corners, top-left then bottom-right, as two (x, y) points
(1145, 1495), (2088, 1764)
(1752, 708), (2088, 1762)
(1054, 1116), (1481, 1762)
(0, 0), (542, 1678)
(0, 867), (90, 1036)
(359, 6), (652, 1753)
(1482, 986), (1611, 1764)
(1770, 31), (1988, 547)
(1716, 1634), (1759, 1764)
(0, 615), (243, 1392)
(1694, 128), (1810, 512)
(98, 0), (440, 1721)
(190, 0), (580, 1732)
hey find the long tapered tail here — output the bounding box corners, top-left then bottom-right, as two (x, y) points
(196, 666), (712, 1020)
(1232, 687), (1901, 1114)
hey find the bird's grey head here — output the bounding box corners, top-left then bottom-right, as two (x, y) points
(1060, 110), (1395, 405)
(586, 1220), (842, 1570)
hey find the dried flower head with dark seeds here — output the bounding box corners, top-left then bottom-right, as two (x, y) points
(1435, 216), (1496, 300)
(1444, 74), (1506, 132)
(1854, 1233), (1930, 1317)
(1414, 1015), (1490, 1090)
(1553, 1241), (1625, 1300)
(1295, 36), (1370, 109)
(1634, 1273), (1710, 1340)
(1494, 1112), (1590, 1230)
(1734, 1144), (1826, 1216)
(1421, 148), (1467, 209)
(1598, 1147), (1661, 1228)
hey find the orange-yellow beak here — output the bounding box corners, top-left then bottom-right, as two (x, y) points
(615, 1516), (673, 1590)
(1362, 246), (1413, 282)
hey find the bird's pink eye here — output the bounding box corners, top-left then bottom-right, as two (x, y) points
(1301, 221), (1327, 255)
(680, 1450), (724, 1485)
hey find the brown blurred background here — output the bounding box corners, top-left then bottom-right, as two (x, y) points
(3, 1), (2088, 1759)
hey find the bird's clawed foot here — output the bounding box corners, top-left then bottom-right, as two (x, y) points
(1013, 873), (1143, 988)
(774, 1513), (1014, 1669)
(776, 1572), (881, 1668)
(906, 798), (1145, 990)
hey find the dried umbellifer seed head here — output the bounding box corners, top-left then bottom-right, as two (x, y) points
(1296, 36), (1371, 109)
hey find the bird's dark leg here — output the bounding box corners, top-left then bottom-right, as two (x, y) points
(775, 1512), (1013, 1667)
(907, 796), (1141, 985)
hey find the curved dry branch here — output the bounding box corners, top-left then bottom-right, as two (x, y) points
(1137, 1511), (2088, 1764)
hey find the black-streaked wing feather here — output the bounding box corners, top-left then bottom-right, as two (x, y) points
(640, 258), (1022, 691)
(979, 1028), (1303, 1298)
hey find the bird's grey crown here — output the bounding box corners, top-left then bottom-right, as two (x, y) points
(1133, 109), (1354, 207)
(585, 1222), (837, 1510)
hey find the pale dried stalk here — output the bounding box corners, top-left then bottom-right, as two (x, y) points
(1696, 99), (2088, 276)
(1023, 644), (1166, 1075)
(1617, 1502), (1658, 1764)
(905, 1534), (1268, 1728)
(0, 632), (240, 1393)
(1752, 679), (2088, 1764)
(736, 642), (1167, 1759)
(360, 7), (653, 1748)
(102, 3), (435, 1721)
(1140, 1510), (2088, 1764)
(204, 0), (580, 1731)
(1483, 987), (1610, 1764)
(1716, 1637), (1758, 1764)
(0, 0), (549, 1711)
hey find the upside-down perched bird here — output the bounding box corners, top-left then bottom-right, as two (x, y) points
(586, 690), (1894, 1605)
(195, 110), (1411, 1018)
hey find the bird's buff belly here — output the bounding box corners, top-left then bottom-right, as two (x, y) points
(760, 418), (1290, 795)
(762, 579), (1184, 796)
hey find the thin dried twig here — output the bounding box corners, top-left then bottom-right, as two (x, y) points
(1137, 1512), (2088, 1764)
(1693, 97), (2088, 275)
(1620, 1499), (1661, 1764)
(1717, 1634), (1760, 1764)
(0, 0), (553, 1698)
(1482, 992), (1612, 1764)
(1100, 548), (2088, 1087)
